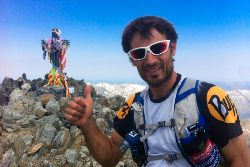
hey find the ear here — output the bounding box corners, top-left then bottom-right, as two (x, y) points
(170, 42), (177, 57)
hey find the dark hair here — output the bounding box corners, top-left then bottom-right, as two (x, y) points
(122, 16), (178, 53)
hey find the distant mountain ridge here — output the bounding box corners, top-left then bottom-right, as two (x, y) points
(92, 82), (250, 119)
(215, 81), (250, 90)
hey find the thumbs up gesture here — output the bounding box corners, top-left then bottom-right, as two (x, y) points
(65, 85), (94, 130)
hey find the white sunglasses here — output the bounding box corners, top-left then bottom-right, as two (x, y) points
(128, 40), (171, 61)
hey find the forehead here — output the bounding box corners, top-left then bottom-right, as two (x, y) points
(130, 29), (167, 48)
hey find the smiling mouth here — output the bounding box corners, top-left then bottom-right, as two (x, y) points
(145, 66), (161, 73)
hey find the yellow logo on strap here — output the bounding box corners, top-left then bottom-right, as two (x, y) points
(116, 94), (135, 119)
(207, 86), (238, 123)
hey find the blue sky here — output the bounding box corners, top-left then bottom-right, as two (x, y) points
(0, 0), (250, 84)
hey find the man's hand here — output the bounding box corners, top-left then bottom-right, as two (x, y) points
(65, 85), (93, 130)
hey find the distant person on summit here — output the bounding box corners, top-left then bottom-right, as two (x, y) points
(65, 16), (250, 166)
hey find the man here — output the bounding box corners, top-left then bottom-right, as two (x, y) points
(65, 16), (250, 166)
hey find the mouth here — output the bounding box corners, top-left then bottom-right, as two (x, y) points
(145, 66), (161, 73)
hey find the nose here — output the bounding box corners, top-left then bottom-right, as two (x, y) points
(145, 51), (157, 64)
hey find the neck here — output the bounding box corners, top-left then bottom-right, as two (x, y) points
(149, 71), (178, 100)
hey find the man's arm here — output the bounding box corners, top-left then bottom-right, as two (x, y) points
(81, 118), (124, 167)
(221, 134), (250, 167)
(198, 82), (250, 166)
(65, 85), (124, 166)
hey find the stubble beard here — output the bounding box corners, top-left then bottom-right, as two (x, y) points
(139, 60), (174, 88)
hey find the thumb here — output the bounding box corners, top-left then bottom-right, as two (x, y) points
(84, 85), (92, 99)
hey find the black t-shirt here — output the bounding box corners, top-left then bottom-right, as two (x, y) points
(113, 80), (243, 149)
(197, 81), (242, 148)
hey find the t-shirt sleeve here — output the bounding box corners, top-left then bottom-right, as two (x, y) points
(198, 81), (243, 149)
(113, 94), (136, 138)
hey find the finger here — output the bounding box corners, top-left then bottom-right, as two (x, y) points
(66, 107), (84, 118)
(64, 113), (79, 122)
(68, 101), (85, 111)
(74, 97), (87, 108)
(84, 85), (92, 100)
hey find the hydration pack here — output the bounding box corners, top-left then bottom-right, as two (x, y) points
(120, 78), (221, 167)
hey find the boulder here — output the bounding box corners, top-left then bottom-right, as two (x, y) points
(39, 124), (57, 146)
(45, 99), (60, 116)
(40, 94), (55, 106)
(3, 108), (24, 129)
(34, 101), (48, 118)
(0, 149), (17, 167)
(52, 127), (71, 152)
(64, 149), (79, 166)
(21, 83), (31, 92)
(0, 77), (19, 105)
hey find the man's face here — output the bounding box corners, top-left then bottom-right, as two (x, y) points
(130, 29), (176, 87)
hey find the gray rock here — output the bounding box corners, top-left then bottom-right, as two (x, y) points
(39, 124), (57, 146)
(0, 105), (3, 117)
(64, 149), (79, 165)
(35, 115), (60, 141)
(52, 127), (70, 151)
(21, 134), (34, 145)
(37, 86), (65, 101)
(91, 161), (102, 167)
(69, 126), (81, 140)
(21, 83), (31, 92)
(13, 124), (21, 132)
(39, 115), (60, 127)
(116, 161), (125, 167)
(69, 126), (85, 147)
(84, 161), (91, 167)
(22, 73), (28, 81)
(8, 88), (33, 114)
(34, 101), (48, 118)
(108, 95), (125, 111)
(31, 153), (39, 160)
(31, 78), (46, 92)
(27, 97), (36, 114)
(16, 115), (36, 128)
(59, 97), (70, 119)
(11, 136), (25, 159)
(79, 146), (89, 162)
(41, 157), (55, 167)
(0, 77), (19, 105)
(75, 160), (84, 167)
(6, 128), (14, 133)
(45, 99), (60, 116)
(124, 159), (137, 167)
(102, 107), (116, 130)
(9, 88), (25, 104)
(0, 149), (17, 167)
(3, 108), (24, 129)
(96, 117), (108, 134)
(54, 155), (67, 166)
(35, 122), (43, 141)
(19, 153), (33, 167)
(49, 149), (57, 156)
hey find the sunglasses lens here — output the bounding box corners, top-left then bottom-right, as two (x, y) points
(150, 41), (168, 55)
(130, 48), (145, 60)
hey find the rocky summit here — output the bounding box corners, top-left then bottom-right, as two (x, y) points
(0, 74), (249, 167)
(0, 74), (135, 167)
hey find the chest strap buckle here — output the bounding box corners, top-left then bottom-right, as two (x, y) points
(147, 153), (183, 164)
(164, 154), (177, 163)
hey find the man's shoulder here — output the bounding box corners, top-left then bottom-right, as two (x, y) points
(197, 80), (239, 123)
(195, 80), (243, 149)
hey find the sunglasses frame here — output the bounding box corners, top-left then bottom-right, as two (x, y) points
(128, 40), (171, 61)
